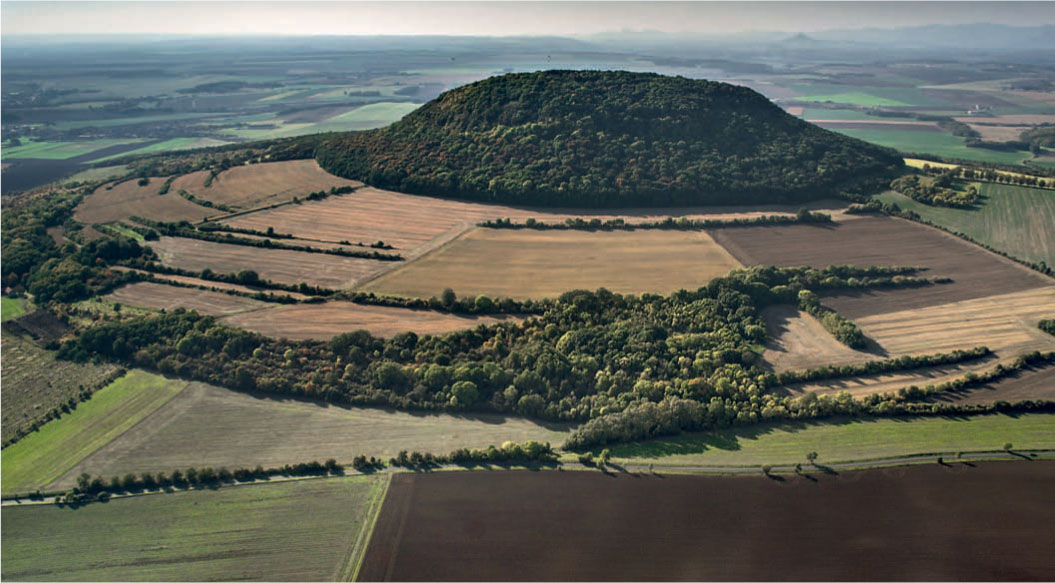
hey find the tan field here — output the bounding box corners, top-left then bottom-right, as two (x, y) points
(105, 282), (269, 316)
(362, 228), (743, 300)
(170, 159), (362, 211)
(221, 301), (520, 340)
(855, 287), (1055, 357)
(759, 305), (874, 372)
(953, 114), (1055, 125)
(777, 358), (999, 400)
(74, 178), (221, 225)
(964, 124), (1030, 142)
(113, 268), (312, 300)
(149, 236), (389, 288)
(49, 380), (573, 489)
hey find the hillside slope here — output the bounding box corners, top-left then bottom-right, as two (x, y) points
(316, 70), (902, 207)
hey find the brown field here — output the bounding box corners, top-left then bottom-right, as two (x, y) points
(359, 464), (1055, 581)
(362, 228), (743, 300)
(932, 363), (1055, 405)
(113, 268), (312, 300)
(224, 186), (850, 256)
(149, 236), (388, 288)
(105, 282), (269, 316)
(784, 105), (805, 116)
(812, 120), (943, 132)
(776, 358), (1000, 400)
(170, 159), (362, 211)
(74, 177), (221, 225)
(49, 381), (572, 490)
(222, 301), (519, 340)
(855, 287), (1055, 357)
(955, 114), (1055, 125)
(711, 216), (1052, 319)
(965, 124), (1030, 142)
(1, 334), (121, 443)
(760, 305), (874, 371)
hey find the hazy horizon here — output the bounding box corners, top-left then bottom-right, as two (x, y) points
(4, 1), (1054, 37)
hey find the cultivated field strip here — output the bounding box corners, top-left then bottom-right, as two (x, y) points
(149, 236), (388, 288)
(49, 381), (572, 489)
(74, 178), (221, 225)
(931, 363), (1055, 405)
(778, 359), (1000, 399)
(710, 216), (1052, 318)
(1, 476), (386, 582)
(171, 159), (362, 210)
(760, 305), (875, 371)
(856, 287), (1055, 357)
(221, 301), (519, 340)
(113, 268), (312, 300)
(358, 465), (1055, 581)
(362, 227), (743, 299)
(106, 282), (270, 316)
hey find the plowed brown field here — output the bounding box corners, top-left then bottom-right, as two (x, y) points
(358, 464), (1055, 581)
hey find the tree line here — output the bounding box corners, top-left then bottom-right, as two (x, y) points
(796, 289), (867, 349)
(773, 347), (992, 386)
(478, 209), (832, 231)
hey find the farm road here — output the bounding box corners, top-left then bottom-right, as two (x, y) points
(4, 450), (1052, 506)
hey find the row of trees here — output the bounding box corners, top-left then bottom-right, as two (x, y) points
(478, 209), (832, 231)
(388, 440), (557, 469)
(797, 289), (866, 349)
(774, 347), (992, 386)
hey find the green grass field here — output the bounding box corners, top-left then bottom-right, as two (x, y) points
(801, 108), (916, 121)
(2, 139), (146, 160)
(1, 296), (28, 321)
(91, 138), (231, 163)
(830, 128), (1033, 165)
(62, 164), (129, 184)
(606, 413), (1055, 467)
(1, 475), (388, 582)
(796, 92), (911, 107)
(1, 370), (188, 493)
(877, 183), (1055, 266)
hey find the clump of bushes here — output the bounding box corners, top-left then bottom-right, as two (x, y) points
(797, 289), (866, 349)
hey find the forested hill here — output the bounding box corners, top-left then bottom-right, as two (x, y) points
(316, 70), (903, 207)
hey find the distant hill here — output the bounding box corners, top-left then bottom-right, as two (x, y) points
(316, 70), (902, 207)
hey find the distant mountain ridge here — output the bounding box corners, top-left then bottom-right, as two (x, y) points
(316, 70), (903, 208)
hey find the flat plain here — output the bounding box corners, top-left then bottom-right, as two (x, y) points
(49, 380), (571, 490)
(221, 301), (519, 340)
(359, 463), (1055, 581)
(1, 370), (188, 493)
(1, 476), (387, 582)
(362, 228), (743, 299)
(171, 159), (362, 210)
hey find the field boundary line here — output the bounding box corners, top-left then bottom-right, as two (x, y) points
(353, 222), (477, 290)
(344, 474), (393, 583)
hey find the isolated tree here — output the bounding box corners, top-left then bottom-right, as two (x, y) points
(441, 287), (457, 308)
(806, 451), (819, 465)
(1004, 442), (1014, 453)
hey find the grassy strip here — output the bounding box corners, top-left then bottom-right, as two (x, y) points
(774, 347), (992, 386)
(1, 296), (28, 321)
(0, 371), (188, 492)
(346, 475), (393, 582)
(605, 413), (1055, 467)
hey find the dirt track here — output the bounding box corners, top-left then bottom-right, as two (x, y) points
(359, 462), (1055, 581)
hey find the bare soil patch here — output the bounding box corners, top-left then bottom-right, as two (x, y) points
(359, 463), (1055, 581)
(49, 381), (572, 490)
(710, 216), (1052, 319)
(149, 236), (387, 288)
(222, 301), (519, 340)
(74, 178), (219, 225)
(171, 159), (362, 211)
(931, 363), (1055, 405)
(104, 282), (269, 316)
(760, 305), (874, 371)
(363, 228), (742, 300)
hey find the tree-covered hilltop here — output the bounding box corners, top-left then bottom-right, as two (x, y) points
(316, 70), (903, 207)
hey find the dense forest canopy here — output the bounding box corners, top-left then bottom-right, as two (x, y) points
(316, 70), (903, 207)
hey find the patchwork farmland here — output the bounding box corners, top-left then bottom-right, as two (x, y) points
(171, 159), (363, 211)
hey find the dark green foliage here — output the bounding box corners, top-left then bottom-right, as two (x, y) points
(478, 210), (833, 231)
(388, 440), (557, 469)
(1039, 320), (1055, 336)
(891, 172), (980, 208)
(315, 70), (902, 208)
(797, 290), (867, 349)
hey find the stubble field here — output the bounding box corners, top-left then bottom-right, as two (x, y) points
(74, 178), (221, 225)
(171, 159), (362, 210)
(362, 228), (743, 299)
(359, 463), (1055, 581)
(105, 282), (270, 316)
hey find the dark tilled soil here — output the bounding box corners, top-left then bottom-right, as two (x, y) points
(359, 463), (1055, 581)
(709, 216), (1051, 319)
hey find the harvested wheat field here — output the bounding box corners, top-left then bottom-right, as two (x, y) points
(711, 216), (1052, 319)
(48, 381), (572, 490)
(760, 305), (875, 371)
(170, 159), (362, 211)
(114, 268), (311, 300)
(931, 363), (1055, 405)
(75, 178), (221, 225)
(776, 358), (1000, 400)
(358, 464), (1055, 581)
(964, 124), (1030, 142)
(105, 282), (269, 316)
(363, 228), (742, 300)
(223, 187), (851, 256)
(149, 236), (389, 288)
(855, 287), (1055, 357)
(222, 301), (518, 340)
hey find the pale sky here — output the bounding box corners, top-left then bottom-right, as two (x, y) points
(3, 1), (1053, 36)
